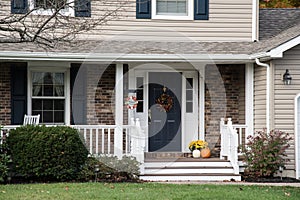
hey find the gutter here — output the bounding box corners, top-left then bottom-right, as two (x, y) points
(0, 51), (252, 62)
(255, 58), (270, 133)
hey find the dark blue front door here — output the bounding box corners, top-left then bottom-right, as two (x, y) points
(148, 72), (182, 152)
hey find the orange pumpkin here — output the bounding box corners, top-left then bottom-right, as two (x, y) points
(201, 147), (211, 158)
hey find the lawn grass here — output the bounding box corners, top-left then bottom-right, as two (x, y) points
(0, 182), (299, 200)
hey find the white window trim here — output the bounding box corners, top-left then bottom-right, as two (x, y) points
(29, 0), (75, 17)
(27, 64), (71, 125)
(152, 0), (193, 20)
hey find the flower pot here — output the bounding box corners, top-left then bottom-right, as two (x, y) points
(200, 147), (211, 158)
(192, 149), (201, 158)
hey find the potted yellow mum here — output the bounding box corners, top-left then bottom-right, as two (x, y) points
(188, 140), (208, 158)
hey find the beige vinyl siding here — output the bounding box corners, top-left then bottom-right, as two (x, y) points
(272, 45), (300, 172)
(89, 0), (253, 42)
(254, 65), (267, 131)
(0, 0), (254, 42)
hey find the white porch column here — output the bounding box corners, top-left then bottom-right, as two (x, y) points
(199, 66), (205, 140)
(115, 63), (123, 158)
(245, 63), (254, 140)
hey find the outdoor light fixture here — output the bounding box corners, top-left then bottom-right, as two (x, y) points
(279, 166), (284, 180)
(94, 164), (100, 182)
(283, 69), (292, 85)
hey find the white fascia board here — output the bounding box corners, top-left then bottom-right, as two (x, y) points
(0, 51), (252, 63)
(268, 35), (300, 58)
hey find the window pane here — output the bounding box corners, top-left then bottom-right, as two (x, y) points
(43, 99), (53, 110)
(54, 111), (64, 123)
(136, 77), (144, 113)
(32, 85), (43, 96)
(136, 77), (144, 88)
(137, 101), (143, 113)
(157, 0), (187, 15)
(43, 111), (53, 122)
(186, 102), (193, 113)
(54, 86), (64, 96)
(137, 89), (143, 100)
(186, 78), (193, 89)
(44, 72), (53, 84)
(44, 85), (54, 96)
(54, 99), (64, 110)
(32, 99), (42, 110)
(186, 90), (193, 100)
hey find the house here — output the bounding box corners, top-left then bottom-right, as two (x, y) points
(0, 0), (300, 181)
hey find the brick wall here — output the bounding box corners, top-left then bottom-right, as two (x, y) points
(85, 64), (128, 125)
(0, 63), (11, 125)
(205, 64), (245, 152)
(84, 64), (115, 125)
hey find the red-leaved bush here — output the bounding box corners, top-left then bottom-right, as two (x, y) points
(242, 129), (292, 178)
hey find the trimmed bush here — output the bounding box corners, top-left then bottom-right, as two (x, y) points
(0, 126), (11, 183)
(242, 129), (292, 178)
(7, 125), (88, 182)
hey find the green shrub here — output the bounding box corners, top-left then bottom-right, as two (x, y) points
(7, 125), (88, 182)
(242, 129), (292, 178)
(78, 155), (140, 182)
(0, 126), (12, 183)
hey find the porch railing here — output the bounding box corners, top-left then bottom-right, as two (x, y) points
(0, 119), (145, 167)
(220, 118), (247, 174)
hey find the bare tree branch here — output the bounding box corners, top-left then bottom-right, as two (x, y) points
(0, 0), (127, 48)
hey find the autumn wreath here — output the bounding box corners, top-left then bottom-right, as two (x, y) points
(156, 90), (173, 112)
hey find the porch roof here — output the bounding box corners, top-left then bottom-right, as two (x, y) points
(0, 9), (299, 62)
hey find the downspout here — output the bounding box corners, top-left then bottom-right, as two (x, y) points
(255, 58), (270, 133)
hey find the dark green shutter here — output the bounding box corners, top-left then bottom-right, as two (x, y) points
(136, 0), (151, 19)
(194, 0), (209, 20)
(11, 0), (28, 14)
(11, 64), (27, 125)
(75, 0), (91, 17)
(71, 65), (87, 125)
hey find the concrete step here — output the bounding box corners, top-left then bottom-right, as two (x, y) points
(144, 167), (235, 174)
(142, 153), (241, 181)
(140, 173), (241, 182)
(145, 161), (232, 168)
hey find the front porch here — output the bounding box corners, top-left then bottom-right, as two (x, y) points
(0, 61), (254, 181)
(1, 117), (246, 181)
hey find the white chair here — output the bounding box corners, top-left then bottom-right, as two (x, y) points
(23, 114), (40, 125)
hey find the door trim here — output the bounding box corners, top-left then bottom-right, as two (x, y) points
(128, 63), (201, 153)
